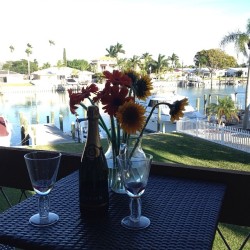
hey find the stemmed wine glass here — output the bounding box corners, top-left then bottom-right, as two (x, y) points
(24, 151), (61, 227)
(117, 153), (153, 230)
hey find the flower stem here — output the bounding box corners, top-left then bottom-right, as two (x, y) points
(129, 102), (171, 158)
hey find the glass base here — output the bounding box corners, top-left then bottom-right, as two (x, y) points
(121, 216), (150, 230)
(112, 186), (126, 194)
(29, 212), (59, 227)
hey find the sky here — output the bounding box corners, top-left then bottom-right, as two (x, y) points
(0, 0), (250, 66)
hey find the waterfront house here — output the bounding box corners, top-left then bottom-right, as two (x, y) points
(31, 67), (94, 85)
(91, 56), (117, 73)
(0, 70), (24, 83)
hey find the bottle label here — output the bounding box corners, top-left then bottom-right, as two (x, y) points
(84, 144), (101, 160)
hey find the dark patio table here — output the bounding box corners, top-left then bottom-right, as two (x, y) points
(0, 170), (226, 250)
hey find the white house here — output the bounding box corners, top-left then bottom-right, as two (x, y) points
(31, 67), (94, 84)
(0, 70), (24, 83)
(225, 67), (248, 77)
(91, 56), (117, 73)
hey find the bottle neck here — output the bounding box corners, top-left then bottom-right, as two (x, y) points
(86, 118), (101, 147)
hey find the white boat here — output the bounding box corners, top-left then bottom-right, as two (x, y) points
(0, 116), (11, 146)
(137, 93), (206, 132)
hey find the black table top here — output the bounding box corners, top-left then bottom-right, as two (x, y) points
(0, 170), (226, 250)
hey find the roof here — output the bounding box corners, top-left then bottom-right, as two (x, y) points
(32, 67), (94, 76)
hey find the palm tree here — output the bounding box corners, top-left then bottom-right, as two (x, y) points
(141, 52), (153, 74)
(49, 40), (55, 66)
(9, 45), (14, 53)
(105, 45), (117, 58)
(168, 53), (179, 69)
(105, 42), (125, 59)
(152, 54), (169, 79)
(114, 42), (125, 56)
(207, 96), (239, 125)
(25, 43), (32, 79)
(128, 55), (141, 70)
(220, 19), (250, 129)
(49, 40), (55, 46)
(8, 45), (15, 73)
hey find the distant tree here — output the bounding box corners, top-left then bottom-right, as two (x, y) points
(151, 54), (169, 78)
(117, 58), (129, 70)
(194, 49), (237, 87)
(141, 52), (153, 74)
(67, 59), (90, 71)
(9, 45), (14, 53)
(25, 43), (32, 79)
(49, 40), (55, 66)
(3, 59), (38, 74)
(63, 48), (67, 66)
(114, 42), (125, 56)
(40, 62), (51, 70)
(127, 55), (141, 70)
(106, 45), (117, 57)
(168, 53), (179, 69)
(49, 40), (55, 46)
(8, 45), (15, 72)
(207, 96), (239, 125)
(220, 18), (250, 129)
(105, 42), (125, 58)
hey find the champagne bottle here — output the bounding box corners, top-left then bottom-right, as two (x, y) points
(79, 105), (109, 218)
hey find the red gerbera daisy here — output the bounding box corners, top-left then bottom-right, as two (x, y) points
(68, 84), (99, 114)
(100, 85), (132, 116)
(103, 70), (132, 87)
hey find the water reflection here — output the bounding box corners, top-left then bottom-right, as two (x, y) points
(0, 84), (246, 146)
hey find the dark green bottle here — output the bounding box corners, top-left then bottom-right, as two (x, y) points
(79, 105), (109, 218)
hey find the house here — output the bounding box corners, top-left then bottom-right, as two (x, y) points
(31, 67), (94, 85)
(91, 56), (117, 73)
(0, 70), (24, 83)
(225, 67), (248, 77)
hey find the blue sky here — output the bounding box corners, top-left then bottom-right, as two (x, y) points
(0, 0), (249, 66)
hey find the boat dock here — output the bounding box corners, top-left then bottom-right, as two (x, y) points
(27, 124), (75, 146)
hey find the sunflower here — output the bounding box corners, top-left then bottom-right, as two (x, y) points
(134, 74), (153, 100)
(169, 98), (189, 122)
(124, 70), (140, 85)
(116, 101), (146, 134)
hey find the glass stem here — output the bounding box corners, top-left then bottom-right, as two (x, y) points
(38, 195), (50, 219)
(129, 197), (141, 222)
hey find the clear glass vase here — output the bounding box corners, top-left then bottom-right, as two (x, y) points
(105, 137), (146, 194)
(105, 141), (125, 194)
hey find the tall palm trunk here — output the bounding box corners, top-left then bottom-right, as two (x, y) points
(243, 42), (250, 130)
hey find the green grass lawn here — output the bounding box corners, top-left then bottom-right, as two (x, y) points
(30, 133), (250, 172)
(1, 132), (250, 249)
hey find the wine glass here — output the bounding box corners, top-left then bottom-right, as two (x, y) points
(117, 153), (153, 230)
(24, 151), (61, 227)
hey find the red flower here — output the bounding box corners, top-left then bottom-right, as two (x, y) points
(100, 85), (132, 116)
(103, 70), (132, 87)
(68, 84), (98, 114)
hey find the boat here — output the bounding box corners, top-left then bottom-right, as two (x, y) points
(137, 92), (206, 132)
(0, 116), (11, 146)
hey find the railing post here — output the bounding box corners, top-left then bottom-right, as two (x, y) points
(51, 112), (55, 124)
(59, 115), (63, 131)
(157, 106), (161, 132)
(71, 122), (76, 140)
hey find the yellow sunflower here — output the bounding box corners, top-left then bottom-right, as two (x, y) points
(116, 100), (146, 134)
(134, 74), (153, 100)
(170, 98), (189, 122)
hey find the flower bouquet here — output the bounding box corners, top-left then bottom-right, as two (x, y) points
(68, 70), (188, 192)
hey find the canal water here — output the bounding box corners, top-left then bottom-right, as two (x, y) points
(0, 83), (246, 146)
